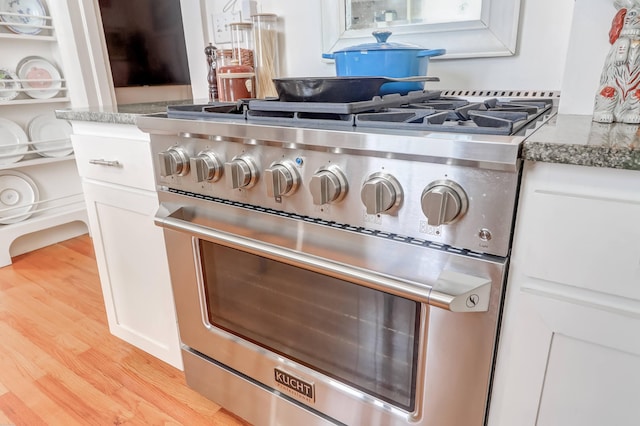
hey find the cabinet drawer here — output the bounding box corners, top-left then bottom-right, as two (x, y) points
(521, 165), (640, 301)
(72, 134), (156, 191)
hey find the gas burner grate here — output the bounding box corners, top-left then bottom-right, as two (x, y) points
(248, 90), (443, 114)
(165, 90), (555, 136)
(354, 96), (553, 134)
(167, 102), (247, 121)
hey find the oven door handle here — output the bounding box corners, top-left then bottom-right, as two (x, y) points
(155, 206), (492, 313)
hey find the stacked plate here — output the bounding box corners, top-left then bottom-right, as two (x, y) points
(0, 114), (72, 164)
(0, 0), (46, 35)
(17, 56), (61, 99)
(0, 170), (39, 225)
(0, 56), (62, 101)
(0, 68), (20, 101)
(0, 117), (28, 164)
(27, 113), (73, 157)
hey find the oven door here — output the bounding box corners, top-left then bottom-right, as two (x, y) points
(155, 190), (506, 426)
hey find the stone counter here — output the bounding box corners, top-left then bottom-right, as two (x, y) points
(55, 100), (200, 125)
(523, 114), (640, 171)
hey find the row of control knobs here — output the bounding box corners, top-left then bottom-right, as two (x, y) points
(158, 147), (468, 226)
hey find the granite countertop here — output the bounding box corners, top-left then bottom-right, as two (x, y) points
(523, 114), (640, 170)
(55, 100), (201, 125)
(57, 104), (640, 171)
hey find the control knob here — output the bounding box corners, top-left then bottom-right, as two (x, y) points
(360, 172), (403, 215)
(158, 147), (189, 177)
(421, 180), (468, 226)
(309, 165), (348, 205)
(224, 156), (259, 189)
(264, 161), (300, 198)
(190, 151), (223, 182)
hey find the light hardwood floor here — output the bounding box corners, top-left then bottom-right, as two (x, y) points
(0, 235), (248, 426)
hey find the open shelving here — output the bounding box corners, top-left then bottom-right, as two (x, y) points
(0, 1), (88, 266)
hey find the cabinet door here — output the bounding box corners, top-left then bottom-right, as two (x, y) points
(82, 179), (182, 369)
(488, 162), (640, 426)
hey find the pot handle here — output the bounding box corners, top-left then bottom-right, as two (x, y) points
(322, 53), (335, 60)
(417, 48), (446, 58)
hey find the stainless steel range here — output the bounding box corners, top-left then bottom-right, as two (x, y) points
(137, 89), (557, 426)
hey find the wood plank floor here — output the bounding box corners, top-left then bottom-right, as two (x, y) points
(0, 235), (249, 426)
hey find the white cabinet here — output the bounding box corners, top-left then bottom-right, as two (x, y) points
(0, 1), (89, 266)
(70, 121), (182, 369)
(488, 161), (640, 426)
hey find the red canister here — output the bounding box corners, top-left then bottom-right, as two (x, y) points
(217, 62), (255, 102)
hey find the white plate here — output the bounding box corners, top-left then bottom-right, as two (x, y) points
(0, 68), (20, 101)
(28, 113), (73, 157)
(0, 117), (28, 165)
(0, 0), (46, 35)
(0, 170), (39, 225)
(17, 56), (61, 99)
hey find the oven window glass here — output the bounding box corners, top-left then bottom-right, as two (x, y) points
(199, 240), (421, 411)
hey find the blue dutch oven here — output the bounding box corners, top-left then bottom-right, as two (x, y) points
(322, 30), (445, 95)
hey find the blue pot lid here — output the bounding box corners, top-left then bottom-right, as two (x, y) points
(333, 30), (423, 52)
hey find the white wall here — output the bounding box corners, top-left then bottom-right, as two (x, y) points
(426, 0), (575, 91)
(203, 0), (576, 91)
(182, 1), (210, 101)
(559, 0), (613, 115)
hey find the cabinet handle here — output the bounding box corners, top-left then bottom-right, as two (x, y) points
(89, 159), (121, 167)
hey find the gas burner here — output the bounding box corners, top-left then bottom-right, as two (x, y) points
(353, 95), (552, 134)
(355, 109), (531, 135)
